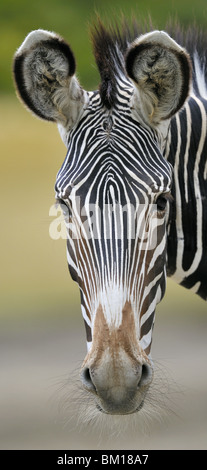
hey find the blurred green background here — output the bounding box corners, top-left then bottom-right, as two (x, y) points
(2, 0), (207, 94)
(0, 0), (207, 450)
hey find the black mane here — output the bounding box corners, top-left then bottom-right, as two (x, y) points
(90, 19), (139, 108)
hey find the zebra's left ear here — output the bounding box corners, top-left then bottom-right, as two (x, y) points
(125, 31), (192, 126)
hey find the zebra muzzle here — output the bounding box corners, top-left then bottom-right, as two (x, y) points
(80, 356), (153, 415)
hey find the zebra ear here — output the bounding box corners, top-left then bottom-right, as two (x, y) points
(125, 31), (192, 125)
(13, 30), (86, 129)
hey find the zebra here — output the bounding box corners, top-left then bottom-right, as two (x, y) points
(13, 19), (207, 416)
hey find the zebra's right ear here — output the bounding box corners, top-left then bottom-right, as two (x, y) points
(13, 30), (87, 130)
(125, 31), (192, 126)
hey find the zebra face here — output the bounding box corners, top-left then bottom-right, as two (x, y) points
(13, 24), (191, 415)
(55, 95), (173, 414)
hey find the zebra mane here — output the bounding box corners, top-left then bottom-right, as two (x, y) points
(90, 18), (140, 108)
(91, 18), (207, 105)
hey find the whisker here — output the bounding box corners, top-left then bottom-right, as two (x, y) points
(48, 356), (184, 442)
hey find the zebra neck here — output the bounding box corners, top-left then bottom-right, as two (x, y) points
(165, 95), (207, 300)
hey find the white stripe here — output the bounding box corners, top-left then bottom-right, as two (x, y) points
(190, 281), (201, 294)
(140, 330), (152, 351)
(183, 102), (191, 203)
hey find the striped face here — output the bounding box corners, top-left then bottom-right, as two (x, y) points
(14, 26), (191, 415)
(55, 81), (173, 360)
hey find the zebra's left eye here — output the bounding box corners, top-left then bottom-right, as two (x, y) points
(156, 195), (168, 212)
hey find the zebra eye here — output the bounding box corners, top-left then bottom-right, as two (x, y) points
(156, 195), (168, 212)
(56, 198), (71, 217)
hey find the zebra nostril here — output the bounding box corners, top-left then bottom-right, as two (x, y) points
(80, 367), (97, 393)
(138, 363), (153, 388)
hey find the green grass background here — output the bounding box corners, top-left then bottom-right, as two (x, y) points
(1, 0), (206, 324)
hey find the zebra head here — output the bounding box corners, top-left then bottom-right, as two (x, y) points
(13, 23), (191, 415)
